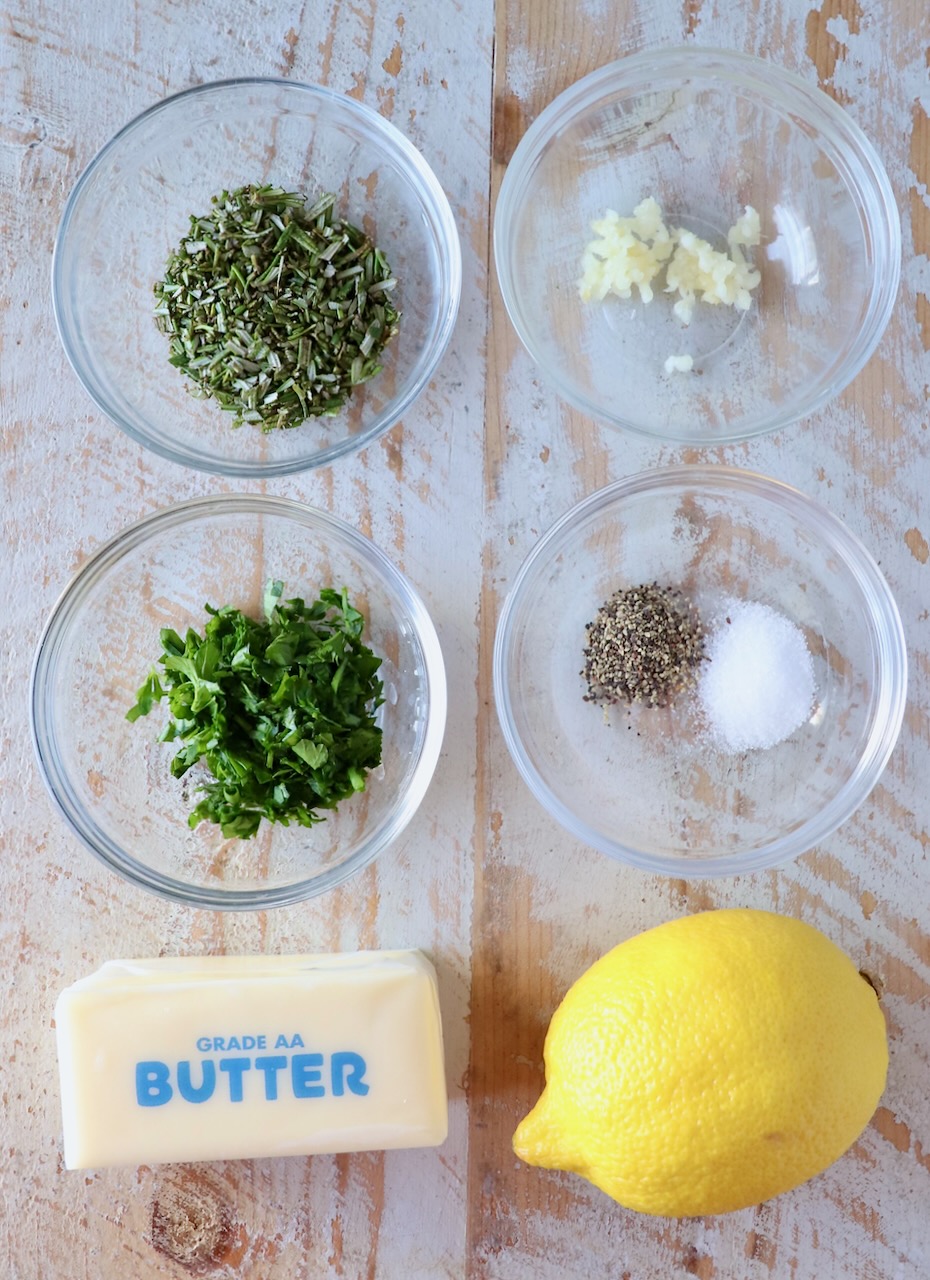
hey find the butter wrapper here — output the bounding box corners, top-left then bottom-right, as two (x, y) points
(54, 950), (447, 1169)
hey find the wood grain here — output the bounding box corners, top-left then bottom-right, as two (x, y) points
(2, 0), (930, 1275)
(469, 0), (930, 1276)
(1, 1), (490, 1276)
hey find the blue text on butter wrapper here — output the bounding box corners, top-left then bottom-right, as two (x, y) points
(194, 1033), (306, 1052)
(135, 1052), (369, 1106)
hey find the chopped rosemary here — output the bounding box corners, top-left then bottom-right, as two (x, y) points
(154, 184), (400, 431)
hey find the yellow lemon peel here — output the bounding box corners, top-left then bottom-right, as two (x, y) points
(513, 909), (887, 1216)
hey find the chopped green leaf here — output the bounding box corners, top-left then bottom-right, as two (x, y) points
(293, 739), (328, 769)
(153, 184), (401, 432)
(126, 671), (165, 723)
(127, 585), (383, 839)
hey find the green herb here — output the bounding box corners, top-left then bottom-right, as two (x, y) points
(154, 184), (400, 432)
(127, 584), (384, 839)
(582, 582), (705, 709)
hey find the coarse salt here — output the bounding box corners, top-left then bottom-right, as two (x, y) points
(664, 354), (694, 374)
(698, 600), (815, 752)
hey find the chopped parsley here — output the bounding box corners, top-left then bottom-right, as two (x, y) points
(127, 583), (384, 839)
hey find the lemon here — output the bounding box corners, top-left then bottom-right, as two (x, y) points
(513, 909), (887, 1216)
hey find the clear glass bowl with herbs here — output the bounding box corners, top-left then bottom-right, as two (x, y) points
(52, 78), (461, 477)
(30, 496), (447, 908)
(493, 466), (907, 877)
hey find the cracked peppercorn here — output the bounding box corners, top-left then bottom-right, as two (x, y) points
(582, 582), (705, 709)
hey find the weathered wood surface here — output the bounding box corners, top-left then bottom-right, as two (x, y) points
(2, 0), (929, 1276)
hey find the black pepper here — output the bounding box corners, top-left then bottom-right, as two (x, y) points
(582, 581), (705, 709)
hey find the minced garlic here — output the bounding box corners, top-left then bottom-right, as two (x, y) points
(579, 198), (761, 329)
(578, 197), (673, 304)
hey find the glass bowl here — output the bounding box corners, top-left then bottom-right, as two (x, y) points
(494, 47), (900, 444)
(31, 495), (447, 908)
(52, 78), (461, 477)
(493, 466), (907, 876)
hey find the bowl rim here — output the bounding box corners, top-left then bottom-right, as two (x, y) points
(492, 463), (908, 876)
(494, 46), (902, 445)
(51, 76), (462, 478)
(30, 493), (448, 908)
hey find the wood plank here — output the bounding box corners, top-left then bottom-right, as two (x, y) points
(0, 1), (492, 1276)
(469, 0), (930, 1275)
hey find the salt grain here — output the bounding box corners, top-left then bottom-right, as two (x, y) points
(698, 600), (815, 752)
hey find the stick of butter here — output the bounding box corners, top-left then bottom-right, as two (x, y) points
(54, 950), (447, 1170)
